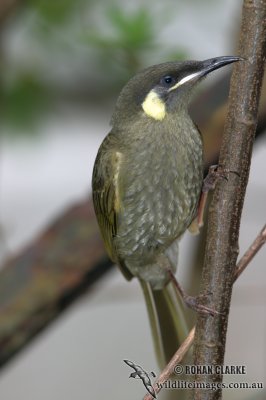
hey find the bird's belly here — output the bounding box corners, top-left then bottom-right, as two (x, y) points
(115, 142), (203, 263)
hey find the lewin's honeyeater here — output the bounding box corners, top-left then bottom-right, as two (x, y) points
(92, 56), (240, 367)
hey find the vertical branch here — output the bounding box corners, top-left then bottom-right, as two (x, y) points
(193, 1), (266, 399)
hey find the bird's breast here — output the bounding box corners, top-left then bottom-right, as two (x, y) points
(115, 119), (203, 261)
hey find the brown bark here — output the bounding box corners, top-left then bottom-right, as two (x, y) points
(192, 1), (266, 399)
(142, 223), (266, 400)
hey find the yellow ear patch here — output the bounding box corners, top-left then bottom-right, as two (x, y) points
(142, 90), (166, 121)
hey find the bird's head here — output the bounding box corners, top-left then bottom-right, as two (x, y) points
(111, 56), (241, 126)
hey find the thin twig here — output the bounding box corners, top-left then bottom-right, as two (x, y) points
(233, 224), (266, 282)
(143, 327), (195, 400)
(143, 222), (266, 400)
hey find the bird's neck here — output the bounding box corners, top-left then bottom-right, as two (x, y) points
(116, 109), (200, 150)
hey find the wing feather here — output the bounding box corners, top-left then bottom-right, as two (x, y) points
(92, 134), (132, 280)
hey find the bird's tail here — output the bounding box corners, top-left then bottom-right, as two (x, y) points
(140, 279), (189, 369)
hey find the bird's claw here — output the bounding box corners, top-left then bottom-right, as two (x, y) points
(183, 294), (220, 316)
(202, 165), (227, 192)
(203, 164), (240, 193)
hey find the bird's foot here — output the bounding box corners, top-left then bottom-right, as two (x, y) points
(202, 164), (240, 193)
(167, 268), (220, 316)
(182, 292), (220, 316)
(196, 164), (240, 228)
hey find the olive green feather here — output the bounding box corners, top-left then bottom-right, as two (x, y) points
(140, 280), (189, 368)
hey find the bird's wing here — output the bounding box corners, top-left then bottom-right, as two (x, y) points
(92, 139), (121, 261)
(92, 135), (132, 280)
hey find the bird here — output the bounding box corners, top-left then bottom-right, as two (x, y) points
(124, 359), (156, 398)
(92, 56), (241, 368)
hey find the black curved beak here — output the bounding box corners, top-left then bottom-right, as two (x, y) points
(200, 56), (243, 76)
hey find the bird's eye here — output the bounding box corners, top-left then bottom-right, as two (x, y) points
(161, 75), (175, 85)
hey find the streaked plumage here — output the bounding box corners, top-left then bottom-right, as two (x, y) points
(92, 57), (240, 366)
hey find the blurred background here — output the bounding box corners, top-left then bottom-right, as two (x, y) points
(0, 0), (265, 399)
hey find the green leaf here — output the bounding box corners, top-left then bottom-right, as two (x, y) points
(107, 7), (153, 49)
(1, 75), (49, 133)
(26, 0), (84, 24)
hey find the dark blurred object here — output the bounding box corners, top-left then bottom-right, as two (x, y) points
(0, 200), (112, 367)
(0, 0), (19, 24)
